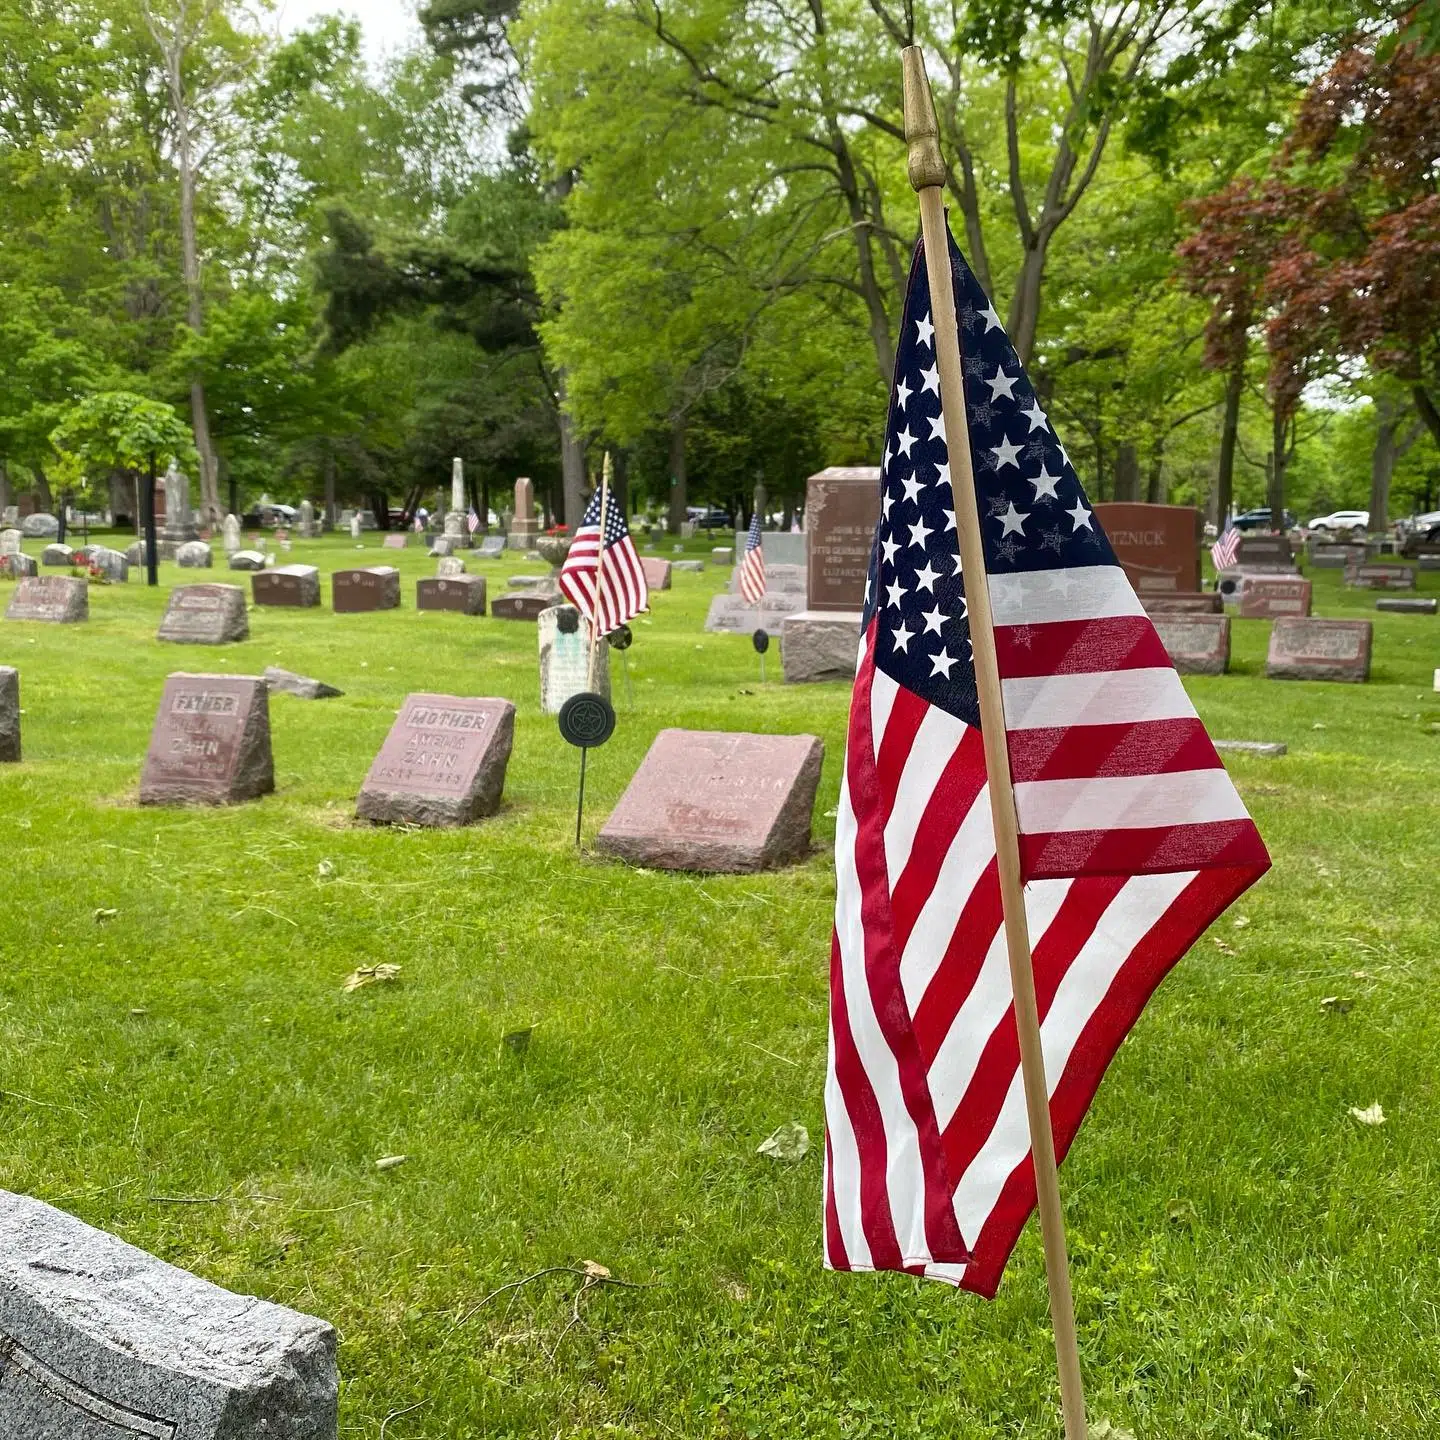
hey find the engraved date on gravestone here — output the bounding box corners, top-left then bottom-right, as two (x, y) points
(0, 1334), (177, 1438)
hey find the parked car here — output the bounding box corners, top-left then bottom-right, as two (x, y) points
(1307, 508), (1369, 538)
(1231, 506), (1297, 532)
(687, 505), (734, 529)
(241, 503), (296, 528)
(1399, 512), (1440, 556)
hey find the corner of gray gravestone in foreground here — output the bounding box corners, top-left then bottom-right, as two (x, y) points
(780, 611), (862, 683)
(0, 666), (18, 762)
(0, 1188), (337, 1439)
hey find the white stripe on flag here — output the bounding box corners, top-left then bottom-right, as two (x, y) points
(882, 703), (969, 889)
(1013, 769), (1249, 834)
(989, 564), (1144, 627)
(823, 1015), (872, 1271)
(1001, 667), (1195, 731)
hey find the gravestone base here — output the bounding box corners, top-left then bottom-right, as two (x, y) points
(781, 611), (862, 683)
(0, 667), (18, 762)
(0, 1187), (336, 1439)
(598, 729), (824, 872)
(507, 520), (539, 550)
(139, 674), (275, 805)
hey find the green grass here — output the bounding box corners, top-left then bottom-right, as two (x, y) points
(1, 534), (1438, 1439)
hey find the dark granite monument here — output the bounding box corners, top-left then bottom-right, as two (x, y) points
(1093, 502), (1201, 594)
(1266, 617), (1372, 682)
(0, 667), (17, 762)
(416, 575), (487, 615)
(4, 576), (88, 624)
(1235, 534), (1296, 571)
(1239, 576), (1313, 619)
(806, 468), (878, 611)
(332, 567), (400, 612)
(253, 565), (321, 608)
(491, 592), (550, 621)
(597, 729), (824, 872)
(157, 584), (249, 644)
(356, 694), (515, 826)
(139, 674), (274, 804)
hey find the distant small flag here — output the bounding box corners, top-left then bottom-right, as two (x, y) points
(739, 511), (766, 605)
(559, 491), (648, 634)
(1211, 525), (1240, 570)
(467, 506), (481, 534)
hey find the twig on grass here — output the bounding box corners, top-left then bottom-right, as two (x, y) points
(146, 1194), (224, 1204)
(0, 1089), (85, 1118)
(379, 1400), (427, 1437)
(743, 1040), (800, 1066)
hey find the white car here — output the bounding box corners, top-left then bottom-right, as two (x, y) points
(1307, 509), (1369, 538)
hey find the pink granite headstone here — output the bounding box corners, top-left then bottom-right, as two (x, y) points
(139, 674), (274, 805)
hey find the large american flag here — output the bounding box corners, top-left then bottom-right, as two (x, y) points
(739, 510), (766, 604)
(559, 489), (649, 635)
(1210, 525), (1239, 571)
(824, 224), (1271, 1298)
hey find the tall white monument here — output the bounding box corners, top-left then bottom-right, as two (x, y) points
(445, 456), (468, 547)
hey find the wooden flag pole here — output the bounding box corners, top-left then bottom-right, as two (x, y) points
(903, 46), (1088, 1440)
(588, 453), (613, 690)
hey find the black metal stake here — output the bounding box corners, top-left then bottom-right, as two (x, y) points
(575, 746), (588, 848)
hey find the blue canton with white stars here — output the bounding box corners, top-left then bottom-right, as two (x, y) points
(861, 228), (1119, 730)
(583, 487), (634, 547)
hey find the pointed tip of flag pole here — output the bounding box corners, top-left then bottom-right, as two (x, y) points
(901, 47), (945, 193)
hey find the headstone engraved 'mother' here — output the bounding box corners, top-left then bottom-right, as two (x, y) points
(332, 568), (400, 612)
(1266, 617), (1373, 682)
(0, 1187), (337, 1440)
(139, 675), (274, 805)
(1092, 502), (1201, 594)
(157, 584), (249, 644)
(1151, 614), (1230, 676)
(356, 695), (515, 826)
(806, 468), (879, 611)
(4, 576), (88, 624)
(597, 729), (823, 872)
(0, 667), (18, 762)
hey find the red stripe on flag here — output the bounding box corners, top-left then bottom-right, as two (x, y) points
(1007, 718), (1223, 784)
(1020, 820), (1271, 879)
(995, 615), (1170, 678)
(872, 685), (929, 822)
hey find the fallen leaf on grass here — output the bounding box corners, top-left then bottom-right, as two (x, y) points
(1321, 995), (1354, 1014)
(1166, 1198), (1197, 1227)
(501, 1028), (533, 1055)
(343, 964), (402, 993)
(375, 1155), (408, 1170)
(581, 1260), (612, 1280)
(316, 859), (334, 878)
(757, 1121), (810, 1162)
(1089, 1422), (1137, 1440)
(1349, 1102), (1385, 1127)
(1232, 915), (1250, 929)
(1212, 938), (1236, 956)
(94, 908), (118, 922)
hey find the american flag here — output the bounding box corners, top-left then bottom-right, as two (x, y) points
(467, 506), (481, 535)
(559, 489), (649, 635)
(1211, 525), (1239, 571)
(739, 510), (766, 604)
(824, 224), (1270, 1297)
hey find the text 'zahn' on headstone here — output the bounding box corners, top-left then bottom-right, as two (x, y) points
(597, 728), (824, 872)
(356, 694), (515, 826)
(139, 674), (274, 805)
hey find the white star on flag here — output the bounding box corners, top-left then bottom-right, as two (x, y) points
(990, 436), (1022, 469)
(1020, 400), (1049, 433)
(920, 364), (940, 396)
(927, 412), (947, 443)
(1067, 501), (1093, 531)
(892, 623), (914, 653)
(895, 377), (913, 409)
(915, 313), (934, 347)
(914, 561), (940, 592)
(929, 646), (958, 678)
(998, 502), (1029, 537)
(979, 302), (1002, 331)
(896, 427), (917, 458)
(1030, 466), (1062, 501)
(986, 367), (1019, 401)
(907, 516), (933, 550)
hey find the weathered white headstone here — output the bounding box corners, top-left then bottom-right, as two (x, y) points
(349, 514), (362, 540)
(0, 1187), (336, 1438)
(221, 514), (242, 553)
(0, 529), (20, 556)
(176, 541), (213, 568)
(538, 605), (611, 714)
(160, 463), (199, 542)
(298, 499), (317, 538)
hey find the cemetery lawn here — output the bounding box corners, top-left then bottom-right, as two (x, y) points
(3, 537), (1440, 1440)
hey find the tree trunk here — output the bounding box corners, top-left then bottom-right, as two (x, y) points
(1215, 361), (1244, 527)
(612, 448), (630, 520)
(1368, 393), (1400, 533)
(1267, 408), (1287, 528)
(324, 450), (336, 529)
(1410, 385), (1440, 449)
(556, 372), (586, 528)
(0, 459), (8, 517)
(1145, 441), (1166, 505)
(1008, 243), (1048, 369)
(32, 464), (53, 513)
(667, 414), (687, 534)
(1113, 443), (1141, 502)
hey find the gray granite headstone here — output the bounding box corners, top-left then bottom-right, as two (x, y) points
(731, 530), (806, 568)
(727, 563), (807, 597)
(780, 610), (863, 683)
(264, 666), (342, 700)
(19, 513), (59, 538)
(705, 592), (804, 635)
(86, 546), (130, 582)
(356, 695), (515, 826)
(1376, 596), (1437, 614)
(435, 556), (467, 578)
(5, 577), (88, 624)
(176, 542), (213, 569)
(476, 535), (505, 560)
(228, 550), (266, 573)
(0, 1187), (335, 1438)
(41, 545), (74, 568)
(1266, 617), (1372, 682)
(0, 529), (20, 555)
(673, 559), (704, 573)
(0, 667), (17, 762)
(158, 585), (249, 645)
(0, 553), (38, 580)
(221, 515), (242, 554)
(1151, 614), (1230, 675)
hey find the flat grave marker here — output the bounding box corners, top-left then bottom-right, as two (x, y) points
(706, 592), (805, 635)
(252, 565), (321, 608)
(1376, 597), (1436, 614)
(416, 575), (487, 615)
(381, 533), (407, 550)
(1266, 617), (1372, 683)
(806, 468), (878, 611)
(476, 534), (505, 559)
(356, 694), (515, 826)
(1142, 592), (1221, 615)
(0, 1187), (336, 1439)
(4, 576), (88, 624)
(1345, 562), (1415, 590)
(1239, 576), (1312, 619)
(158, 583), (249, 644)
(332, 567), (400, 612)
(139, 673), (274, 805)
(1093, 502), (1201, 594)
(597, 728), (824, 872)
(1151, 614), (1230, 676)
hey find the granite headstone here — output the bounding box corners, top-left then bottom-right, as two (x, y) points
(491, 592), (551, 622)
(416, 575), (487, 614)
(640, 556), (672, 591)
(1266, 617), (1372, 682)
(264, 666), (341, 700)
(0, 553), (38, 580)
(332, 568), (400, 612)
(0, 667), (17, 762)
(1093, 502), (1201, 594)
(1345, 562), (1415, 590)
(139, 674), (274, 804)
(1235, 534), (1296, 571)
(1151, 614), (1230, 675)
(158, 584), (249, 644)
(253, 566), (321, 608)
(4, 576), (88, 624)
(705, 591), (805, 635)
(1239, 576), (1312, 619)
(805, 468), (878, 610)
(176, 541), (213, 568)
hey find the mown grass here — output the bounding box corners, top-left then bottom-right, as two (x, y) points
(1, 534), (1438, 1439)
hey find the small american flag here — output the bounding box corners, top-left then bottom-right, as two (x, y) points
(1211, 525), (1239, 570)
(467, 506), (481, 535)
(739, 511), (766, 604)
(560, 490), (649, 634)
(824, 222), (1270, 1297)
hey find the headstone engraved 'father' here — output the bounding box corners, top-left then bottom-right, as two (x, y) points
(1266, 617), (1373, 682)
(806, 467), (879, 611)
(4, 575), (88, 624)
(356, 694), (515, 826)
(0, 1187), (337, 1439)
(1151, 614), (1230, 676)
(139, 674), (274, 805)
(157, 584), (249, 644)
(597, 729), (824, 872)
(332, 567), (400, 612)
(1092, 502), (1201, 594)
(0, 667), (18, 762)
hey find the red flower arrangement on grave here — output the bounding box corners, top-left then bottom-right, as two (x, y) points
(544, 524), (570, 537)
